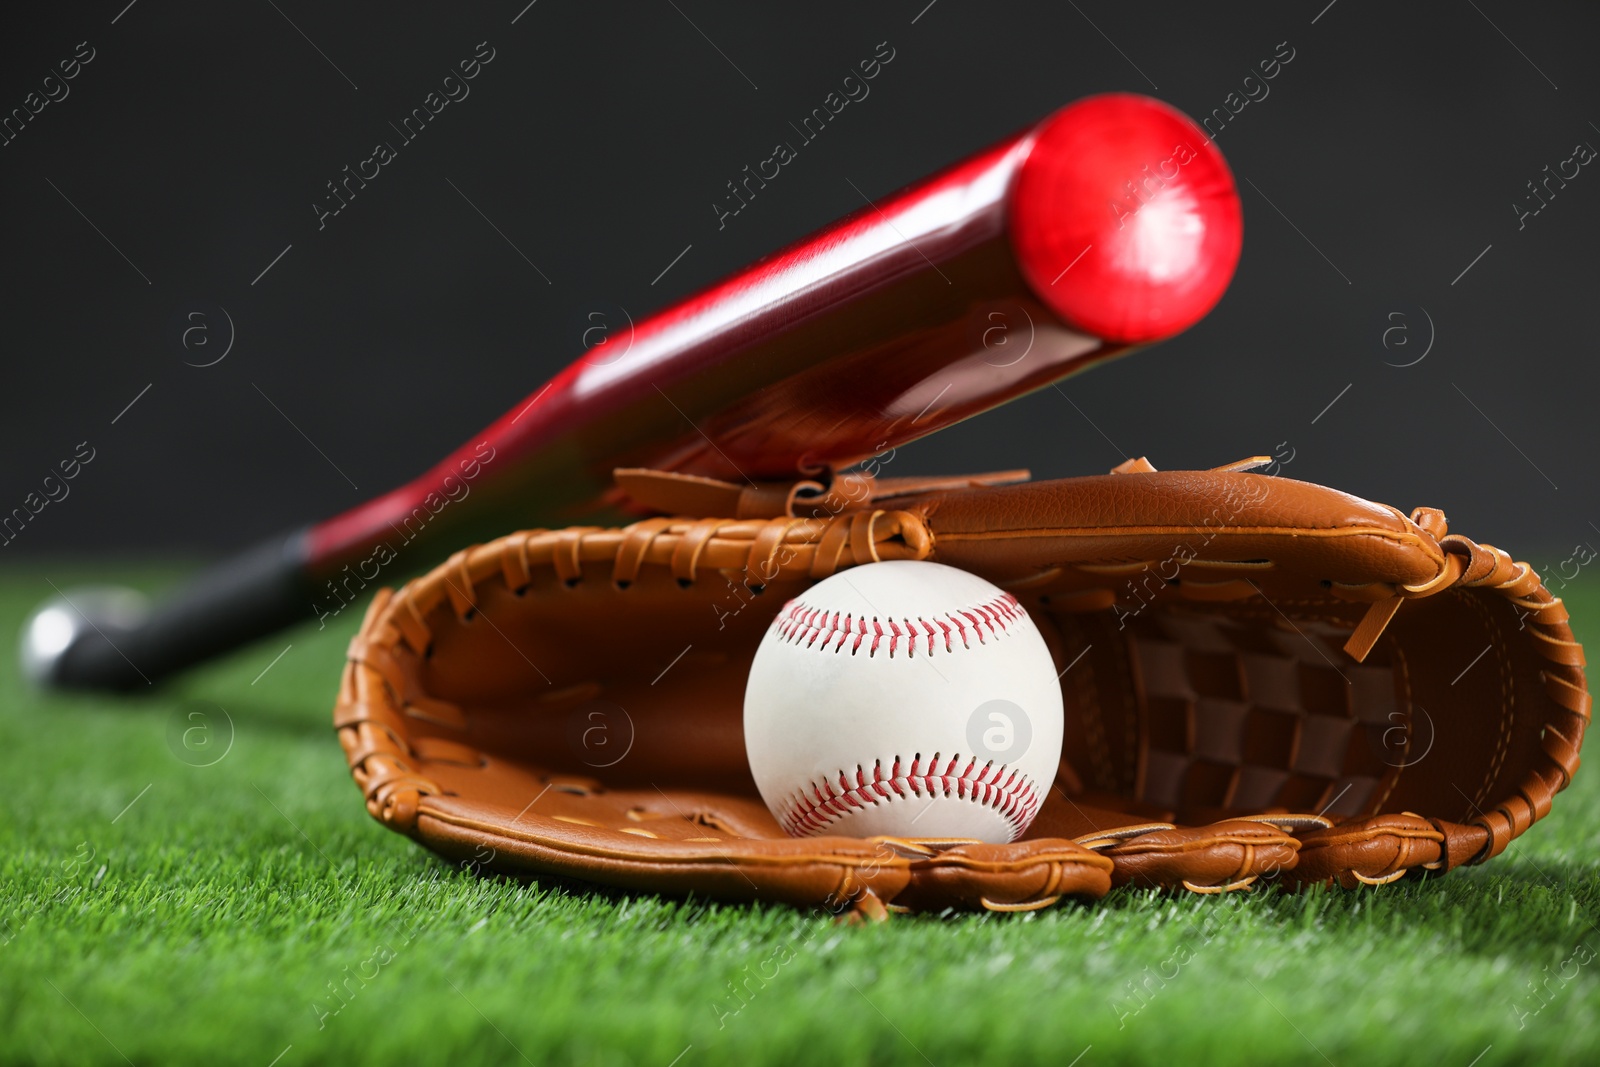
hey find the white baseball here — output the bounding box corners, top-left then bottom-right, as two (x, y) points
(743, 560), (1063, 843)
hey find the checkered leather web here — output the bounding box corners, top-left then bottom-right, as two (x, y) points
(1057, 608), (1408, 823)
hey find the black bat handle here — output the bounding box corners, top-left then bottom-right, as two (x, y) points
(26, 530), (316, 692)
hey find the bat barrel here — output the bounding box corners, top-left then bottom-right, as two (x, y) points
(27, 94), (1241, 692)
(307, 94), (1240, 575)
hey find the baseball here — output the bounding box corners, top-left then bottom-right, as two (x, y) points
(743, 560), (1063, 843)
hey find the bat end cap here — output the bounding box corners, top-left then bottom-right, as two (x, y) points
(1011, 93), (1243, 345)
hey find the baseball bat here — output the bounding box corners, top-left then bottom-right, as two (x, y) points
(23, 93), (1241, 691)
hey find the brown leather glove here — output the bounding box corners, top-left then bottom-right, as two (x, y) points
(333, 459), (1589, 915)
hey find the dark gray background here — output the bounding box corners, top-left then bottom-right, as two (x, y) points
(1, 0), (1595, 565)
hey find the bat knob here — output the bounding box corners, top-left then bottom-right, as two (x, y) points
(19, 587), (151, 691)
(1010, 93), (1243, 345)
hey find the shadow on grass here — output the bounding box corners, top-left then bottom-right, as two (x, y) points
(1081, 858), (1600, 961)
(171, 694), (333, 744)
(370, 804), (1600, 949)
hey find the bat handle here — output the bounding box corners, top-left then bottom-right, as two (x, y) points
(20, 531), (315, 692)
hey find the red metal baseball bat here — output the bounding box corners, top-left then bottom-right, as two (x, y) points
(25, 93), (1241, 690)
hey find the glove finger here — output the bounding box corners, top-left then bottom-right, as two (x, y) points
(1287, 813), (1451, 888)
(413, 789), (916, 909)
(893, 839), (1113, 912)
(1082, 818), (1305, 892)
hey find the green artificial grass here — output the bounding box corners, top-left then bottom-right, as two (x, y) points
(3, 563), (1599, 1066)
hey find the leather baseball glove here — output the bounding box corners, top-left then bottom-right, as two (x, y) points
(333, 458), (1589, 915)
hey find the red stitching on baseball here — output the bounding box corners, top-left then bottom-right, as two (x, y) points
(770, 592), (1022, 658)
(775, 753), (1042, 840)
